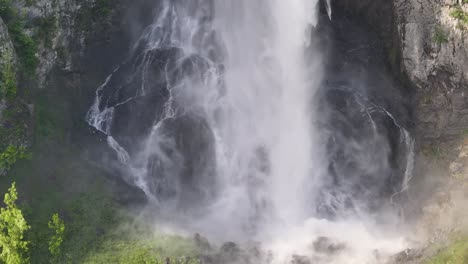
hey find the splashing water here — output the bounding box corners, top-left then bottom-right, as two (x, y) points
(87, 0), (413, 262)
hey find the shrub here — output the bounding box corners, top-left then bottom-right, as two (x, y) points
(0, 145), (30, 173)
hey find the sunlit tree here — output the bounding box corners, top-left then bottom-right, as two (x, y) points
(0, 182), (30, 264)
(48, 213), (65, 262)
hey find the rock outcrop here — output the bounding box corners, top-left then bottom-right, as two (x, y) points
(334, 0), (468, 141)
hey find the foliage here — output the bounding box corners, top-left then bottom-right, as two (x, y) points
(7, 21), (38, 76)
(48, 213), (65, 262)
(0, 145), (30, 173)
(0, 182), (30, 264)
(76, 0), (113, 31)
(450, 5), (468, 27)
(0, 0), (38, 75)
(33, 16), (57, 46)
(427, 238), (468, 264)
(0, 51), (16, 100)
(83, 232), (201, 264)
(434, 27), (449, 44)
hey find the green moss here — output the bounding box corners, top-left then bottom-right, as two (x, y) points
(434, 27), (449, 44)
(427, 238), (468, 264)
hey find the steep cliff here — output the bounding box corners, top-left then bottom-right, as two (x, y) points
(335, 0), (468, 141)
(0, 0), (151, 262)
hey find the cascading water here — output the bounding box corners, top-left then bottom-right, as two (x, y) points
(87, 0), (414, 262)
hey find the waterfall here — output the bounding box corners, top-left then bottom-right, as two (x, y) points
(86, 0), (413, 262)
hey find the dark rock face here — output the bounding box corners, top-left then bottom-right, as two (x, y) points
(146, 114), (217, 207)
(96, 47), (183, 152)
(92, 38), (219, 206)
(312, 237), (346, 255)
(313, 5), (413, 217)
(334, 0), (468, 142)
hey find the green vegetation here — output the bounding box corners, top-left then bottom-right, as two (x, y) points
(77, 0), (113, 31)
(84, 232), (201, 264)
(450, 5), (468, 28)
(48, 213), (65, 262)
(0, 51), (17, 100)
(434, 27), (449, 44)
(0, 182), (30, 264)
(422, 144), (445, 159)
(34, 16), (57, 46)
(0, 0), (38, 75)
(427, 238), (468, 264)
(0, 145), (30, 173)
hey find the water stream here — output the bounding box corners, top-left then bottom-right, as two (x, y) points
(87, 0), (414, 262)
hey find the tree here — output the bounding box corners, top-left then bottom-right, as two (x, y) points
(48, 213), (65, 262)
(0, 182), (30, 264)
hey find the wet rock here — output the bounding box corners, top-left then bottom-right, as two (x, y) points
(312, 236), (346, 255)
(146, 114), (217, 208)
(194, 233), (212, 251)
(202, 242), (251, 264)
(391, 248), (424, 263)
(291, 255), (312, 264)
(220, 242), (241, 259)
(449, 161), (463, 174)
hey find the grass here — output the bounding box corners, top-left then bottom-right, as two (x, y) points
(83, 232), (201, 264)
(3, 148), (202, 263)
(427, 238), (468, 264)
